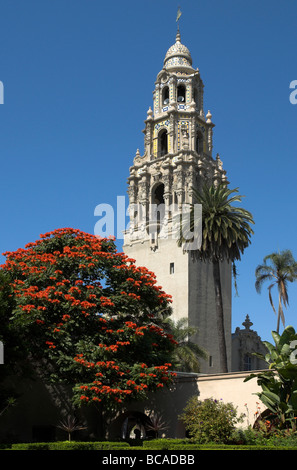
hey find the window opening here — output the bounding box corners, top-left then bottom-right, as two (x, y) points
(163, 87), (169, 105)
(159, 130), (168, 156)
(153, 183), (165, 205)
(243, 354), (252, 371)
(196, 135), (201, 153)
(193, 88), (198, 107)
(177, 85), (186, 102)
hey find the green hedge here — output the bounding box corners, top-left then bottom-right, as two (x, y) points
(143, 438), (191, 449)
(4, 441), (131, 451)
(142, 439), (297, 451)
(1, 439), (297, 450)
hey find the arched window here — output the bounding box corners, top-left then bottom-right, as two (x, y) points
(243, 354), (252, 371)
(162, 86), (169, 105)
(196, 132), (203, 154)
(177, 84), (186, 103)
(159, 129), (168, 156)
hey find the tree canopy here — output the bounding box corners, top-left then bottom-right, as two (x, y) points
(164, 317), (207, 372)
(255, 250), (297, 333)
(179, 183), (254, 264)
(178, 183), (254, 373)
(1, 228), (177, 410)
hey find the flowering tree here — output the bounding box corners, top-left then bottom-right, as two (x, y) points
(1, 228), (177, 413)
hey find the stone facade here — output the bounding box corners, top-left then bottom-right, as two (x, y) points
(232, 315), (268, 372)
(123, 29), (231, 374)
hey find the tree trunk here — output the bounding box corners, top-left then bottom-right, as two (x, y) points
(96, 402), (108, 440)
(277, 293), (281, 334)
(212, 259), (228, 373)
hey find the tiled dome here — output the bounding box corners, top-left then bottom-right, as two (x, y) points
(164, 30), (193, 70)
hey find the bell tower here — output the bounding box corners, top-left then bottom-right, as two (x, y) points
(123, 28), (232, 374)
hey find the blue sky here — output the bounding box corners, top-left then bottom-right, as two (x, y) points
(0, 0), (297, 343)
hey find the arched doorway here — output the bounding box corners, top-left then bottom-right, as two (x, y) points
(118, 412), (154, 440)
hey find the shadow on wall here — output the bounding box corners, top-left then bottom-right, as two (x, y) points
(0, 369), (200, 442)
(108, 373), (200, 440)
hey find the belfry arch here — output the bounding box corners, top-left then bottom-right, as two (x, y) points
(177, 84), (186, 102)
(162, 86), (169, 105)
(152, 182), (165, 205)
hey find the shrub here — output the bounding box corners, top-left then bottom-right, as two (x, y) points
(244, 326), (297, 431)
(230, 426), (297, 447)
(143, 438), (191, 449)
(180, 396), (245, 444)
(4, 439), (297, 450)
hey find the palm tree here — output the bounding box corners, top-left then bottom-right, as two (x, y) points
(255, 250), (297, 333)
(178, 183), (254, 373)
(164, 317), (208, 372)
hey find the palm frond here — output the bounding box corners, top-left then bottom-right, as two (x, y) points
(180, 183), (254, 264)
(164, 317), (207, 372)
(255, 249), (297, 332)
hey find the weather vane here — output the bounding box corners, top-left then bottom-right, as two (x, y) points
(176, 6), (182, 31)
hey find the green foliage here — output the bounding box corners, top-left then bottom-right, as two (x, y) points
(6, 441), (131, 450)
(230, 426), (297, 447)
(0, 397), (16, 418)
(0, 439), (238, 451)
(179, 396), (245, 444)
(143, 438), (193, 449)
(177, 183), (254, 373)
(0, 270), (23, 368)
(0, 270), (29, 412)
(178, 183), (254, 263)
(1, 438), (297, 450)
(163, 317), (207, 372)
(244, 326), (297, 429)
(255, 250), (297, 333)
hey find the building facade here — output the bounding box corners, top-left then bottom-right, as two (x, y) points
(123, 29), (232, 374)
(232, 315), (268, 372)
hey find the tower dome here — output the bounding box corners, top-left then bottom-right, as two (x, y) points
(163, 30), (193, 71)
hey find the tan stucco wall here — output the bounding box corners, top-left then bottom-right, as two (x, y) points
(111, 370), (265, 439)
(159, 371), (265, 435)
(195, 370), (264, 429)
(123, 235), (232, 374)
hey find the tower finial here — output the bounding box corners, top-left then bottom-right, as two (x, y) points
(176, 6), (182, 38)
